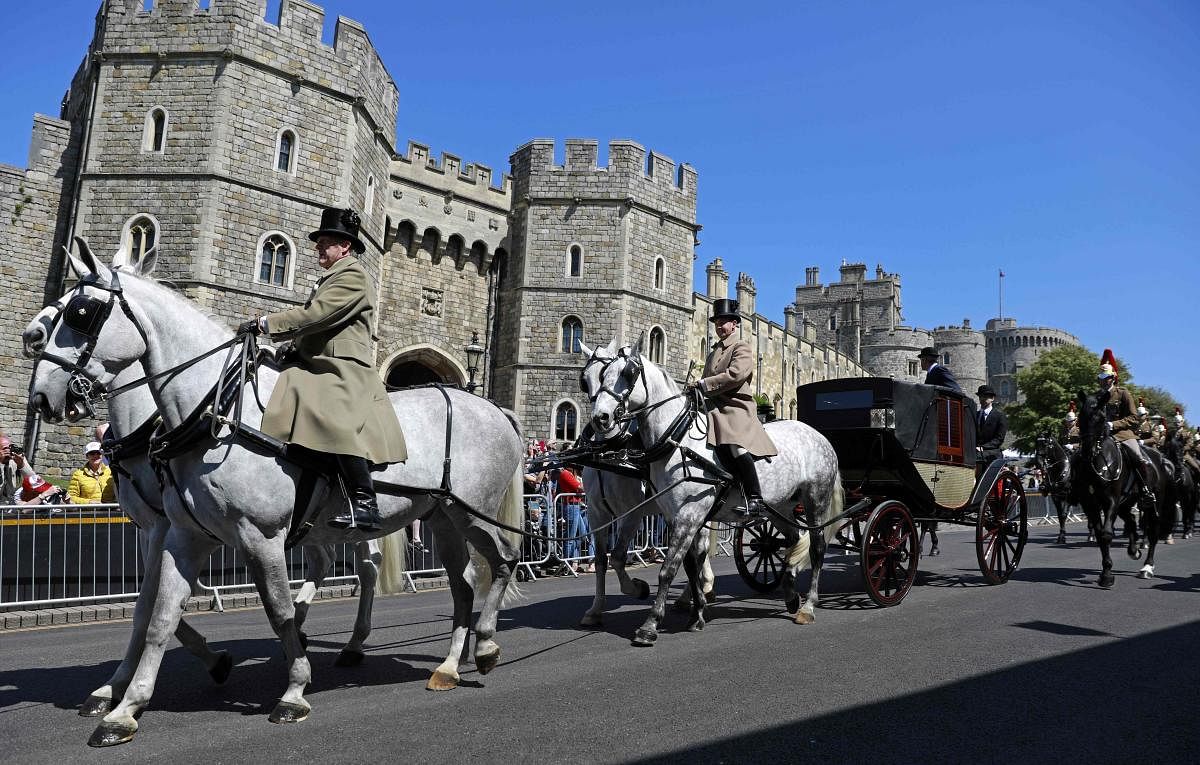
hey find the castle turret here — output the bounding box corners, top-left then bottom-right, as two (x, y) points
(736, 272), (756, 316)
(932, 321), (986, 395)
(706, 258), (728, 298)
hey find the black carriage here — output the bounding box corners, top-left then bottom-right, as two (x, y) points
(734, 377), (1028, 606)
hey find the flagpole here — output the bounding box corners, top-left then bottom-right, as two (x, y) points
(998, 268), (1004, 320)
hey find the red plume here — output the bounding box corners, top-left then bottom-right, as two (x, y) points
(1099, 348), (1119, 383)
(1068, 401), (1076, 413)
(1176, 406), (1182, 415)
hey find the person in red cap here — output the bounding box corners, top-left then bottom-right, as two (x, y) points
(15, 473), (66, 507)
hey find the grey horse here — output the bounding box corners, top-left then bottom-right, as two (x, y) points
(23, 262), (397, 719)
(27, 241), (524, 746)
(580, 340), (844, 645)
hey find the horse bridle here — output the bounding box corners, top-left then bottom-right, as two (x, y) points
(34, 270), (151, 413)
(578, 345), (648, 427)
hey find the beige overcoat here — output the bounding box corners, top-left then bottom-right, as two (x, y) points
(262, 256), (407, 464)
(699, 337), (778, 458)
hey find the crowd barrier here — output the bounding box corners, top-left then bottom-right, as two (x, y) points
(1, 494), (734, 612)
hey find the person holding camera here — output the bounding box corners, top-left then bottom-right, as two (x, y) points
(1, 433), (36, 504)
(14, 473), (67, 510)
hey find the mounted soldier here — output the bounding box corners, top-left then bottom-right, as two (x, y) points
(1135, 398), (1152, 443)
(1096, 349), (1154, 504)
(1061, 402), (1080, 449)
(240, 207), (406, 532)
(692, 298), (778, 517)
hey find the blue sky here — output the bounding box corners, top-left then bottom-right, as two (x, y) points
(2, 0), (1197, 411)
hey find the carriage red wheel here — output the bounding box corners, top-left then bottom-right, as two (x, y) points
(860, 500), (919, 607)
(734, 517), (788, 593)
(976, 469), (1028, 584)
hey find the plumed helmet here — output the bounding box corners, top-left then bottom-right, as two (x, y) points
(1098, 348), (1118, 381)
(1175, 406), (1184, 425)
(1136, 398), (1147, 417)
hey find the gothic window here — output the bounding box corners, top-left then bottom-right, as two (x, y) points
(123, 215), (158, 269)
(276, 129), (297, 173)
(256, 232), (293, 287)
(942, 353), (952, 366)
(648, 327), (665, 364)
(364, 174), (375, 217)
(828, 315), (837, 331)
(567, 244), (583, 277)
(908, 360), (918, 376)
(654, 257), (665, 290)
(142, 108), (167, 152)
(554, 401), (579, 442)
(560, 316), (583, 353)
(700, 338), (707, 357)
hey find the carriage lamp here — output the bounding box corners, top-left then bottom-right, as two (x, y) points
(464, 330), (485, 394)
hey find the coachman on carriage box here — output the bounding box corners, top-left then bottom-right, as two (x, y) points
(240, 207), (407, 532)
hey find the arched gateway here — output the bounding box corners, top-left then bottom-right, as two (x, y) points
(383, 345), (468, 390)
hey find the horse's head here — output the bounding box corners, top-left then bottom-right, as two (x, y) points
(578, 338), (649, 438)
(1075, 389), (1106, 450)
(27, 237), (157, 423)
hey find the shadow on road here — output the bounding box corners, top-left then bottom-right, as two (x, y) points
(630, 619), (1200, 764)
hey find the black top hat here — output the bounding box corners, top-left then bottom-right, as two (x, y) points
(917, 346), (939, 360)
(709, 298), (741, 323)
(309, 207), (366, 254)
(977, 384), (996, 398)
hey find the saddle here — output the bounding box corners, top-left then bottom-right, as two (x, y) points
(1091, 437), (1122, 483)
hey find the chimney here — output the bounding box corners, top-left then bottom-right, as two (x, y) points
(784, 305), (800, 335)
(736, 272), (756, 316)
(705, 258), (728, 299)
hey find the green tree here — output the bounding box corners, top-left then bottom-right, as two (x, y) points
(1008, 345), (1104, 452)
(1126, 384), (1185, 421)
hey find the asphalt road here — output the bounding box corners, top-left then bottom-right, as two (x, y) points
(2, 522), (1199, 764)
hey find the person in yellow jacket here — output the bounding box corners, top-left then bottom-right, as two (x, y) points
(68, 441), (116, 505)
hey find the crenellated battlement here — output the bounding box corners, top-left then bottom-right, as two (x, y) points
(509, 138), (697, 223)
(97, 0), (398, 138)
(391, 140), (511, 208)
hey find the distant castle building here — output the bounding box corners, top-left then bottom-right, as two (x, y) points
(791, 261), (1080, 404)
(0, 0), (873, 472)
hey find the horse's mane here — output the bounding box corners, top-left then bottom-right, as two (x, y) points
(115, 266), (231, 331)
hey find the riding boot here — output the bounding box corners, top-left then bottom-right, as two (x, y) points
(329, 454), (382, 532)
(732, 452), (768, 518)
(1137, 460), (1156, 506)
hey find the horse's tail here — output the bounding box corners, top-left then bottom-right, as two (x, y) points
(785, 474), (843, 573)
(375, 528), (409, 595)
(471, 409), (526, 608)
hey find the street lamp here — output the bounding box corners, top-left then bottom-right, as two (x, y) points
(464, 330), (484, 394)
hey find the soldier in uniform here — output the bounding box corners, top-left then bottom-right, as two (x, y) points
(693, 298), (778, 517)
(1096, 350), (1154, 502)
(1061, 402), (1080, 449)
(240, 208), (407, 532)
(1135, 399), (1153, 443)
(1187, 431), (1200, 476)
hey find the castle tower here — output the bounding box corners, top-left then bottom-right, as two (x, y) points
(984, 318), (1081, 404)
(932, 321), (986, 395)
(861, 326), (933, 384)
(67, 0), (398, 325)
(791, 261), (903, 361)
(495, 138), (699, 439)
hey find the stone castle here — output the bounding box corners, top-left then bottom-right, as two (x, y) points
(0, 0), (1074, 474)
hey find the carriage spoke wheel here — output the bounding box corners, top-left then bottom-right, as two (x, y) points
(860, 500), (918, 607)
(734, 517), (788, 593)
(976, 470), (1028, 584)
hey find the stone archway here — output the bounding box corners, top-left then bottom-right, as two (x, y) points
(382, 344), (467, 390)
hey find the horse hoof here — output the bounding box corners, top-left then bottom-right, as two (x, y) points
(1099, 573), (1115, 589)
(793, 610), (816, 625)
(1138, 566), (1154, 579)
(476, 647), (500, 675)
(634, 579), (651, 600)
(1164, 536), (1174, 545)
(928, 546), (940, 557)
(687, 619), (705, 632)
(78, 694), (113, 718)
(209, 651), (234, 684)
(426, 669), (459, 691)
(87, 720), (137, 747)
(703, 589), (716, 602)
(1055, 533), (1067, 545)
(268, 700), (310, 724)
(631, 629), (658, 647)
(578, 616), (602, 630)
(334, 649), (364, 667)
(785, 594), (801, 614)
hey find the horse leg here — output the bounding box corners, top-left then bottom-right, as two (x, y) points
(680, 529), (710, 631)
(928, 522), (940, 556)
(240, 537), (313, 724)
(425, 513), (472, 691)
(293, 543), (334, 651)
(335, 540), (380, 666)
(1095, 506), (1116, 589)
(88, 529), (213, 747)
(463, 521), (520, 676)
(580, 507), (613, 628)
(796, 505), (831, 625)
(631, 516), (700, 647)
(611, 515), (651, 600)
(1054, 496), (1068, 544)
(1138, 505), (1160, 579)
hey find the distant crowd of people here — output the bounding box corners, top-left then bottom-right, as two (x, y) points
(1, 424), (115, 511)
(523, 440), (595, 575)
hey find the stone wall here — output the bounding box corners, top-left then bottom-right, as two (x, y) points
(860, 326), (933, 385)
(932, 323), (986, 395)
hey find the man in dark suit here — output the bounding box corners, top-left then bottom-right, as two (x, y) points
(918, 347), (962, 393)
(975, 384), (1008, 465)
